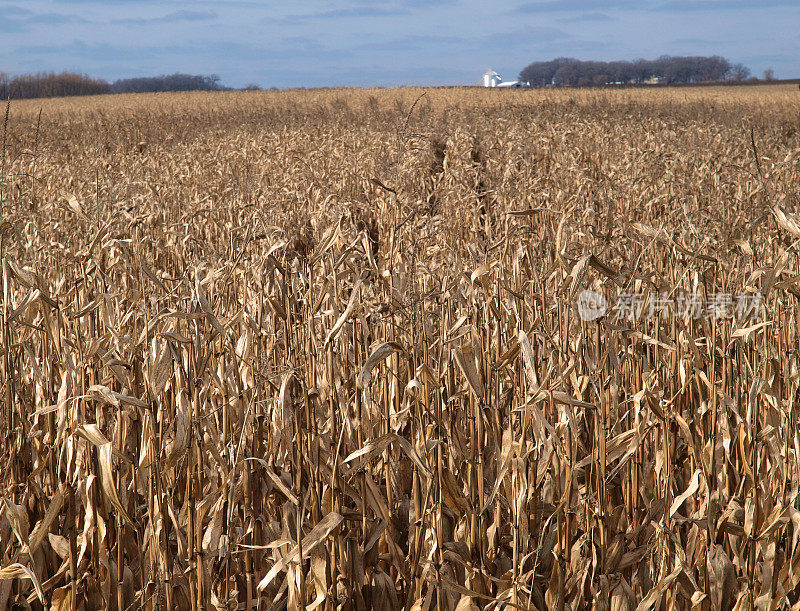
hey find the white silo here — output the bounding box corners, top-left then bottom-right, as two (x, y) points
(482, 70), (502, 87)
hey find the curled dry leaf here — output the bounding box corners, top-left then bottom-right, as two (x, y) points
(324, 279), (362, 348)
(358, 341), (404, 388)
(0, 563), (45, 604)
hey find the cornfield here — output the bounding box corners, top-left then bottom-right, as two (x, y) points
(1, 84), (800, 610)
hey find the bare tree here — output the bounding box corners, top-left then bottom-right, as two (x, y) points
(728, 63), (751, 81)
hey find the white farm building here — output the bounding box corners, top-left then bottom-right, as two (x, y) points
(479, 70), (527, 88)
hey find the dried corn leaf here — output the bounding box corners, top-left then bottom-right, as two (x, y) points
(0, 563), (44, 604)
(358, 341), (404, 388)
(257, 511), (343, 591)
(98, 443), (136, 528)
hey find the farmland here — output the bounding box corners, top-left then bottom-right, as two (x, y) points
(1, 84), (800, 609)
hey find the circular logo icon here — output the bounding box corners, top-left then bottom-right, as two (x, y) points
(577, 289), (607, 321)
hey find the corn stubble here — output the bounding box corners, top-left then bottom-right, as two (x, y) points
(0, 85), (799, 609)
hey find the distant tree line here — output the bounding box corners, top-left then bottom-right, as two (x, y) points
(0, 71), (111, 99)
(519, 56), (751, 87)
(110, 73), (227, 94)
(0, 71), (230, 99)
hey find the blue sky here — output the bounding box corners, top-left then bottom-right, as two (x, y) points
(1, 1), (797, 88)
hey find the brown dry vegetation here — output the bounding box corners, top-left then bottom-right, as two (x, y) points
(0, 85), (799, 610)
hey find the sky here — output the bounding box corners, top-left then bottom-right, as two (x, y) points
(1, 0), (797, 88)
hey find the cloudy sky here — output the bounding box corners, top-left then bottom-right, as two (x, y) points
(1, 0), (797, 88)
